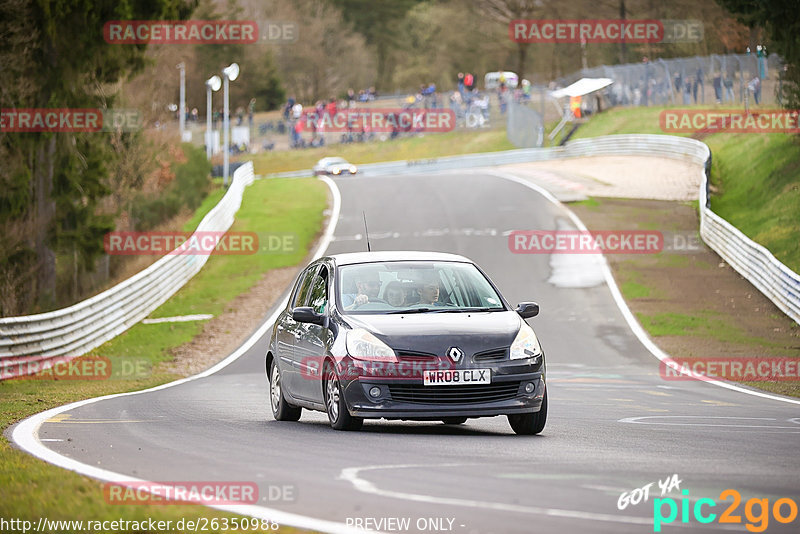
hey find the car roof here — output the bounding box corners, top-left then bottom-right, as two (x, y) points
(325, 251), (472, 266)
(320, 157), (346, 163)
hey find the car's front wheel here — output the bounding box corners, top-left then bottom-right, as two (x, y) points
(507, 390), (547, 435)
(323, 363), (363, 431)
(269, 359), (301, 421)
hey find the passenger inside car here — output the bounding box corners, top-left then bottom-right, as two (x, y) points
(384, 281), (406, 307)
(417, 273), (442, 306)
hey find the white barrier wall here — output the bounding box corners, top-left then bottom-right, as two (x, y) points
(0, 161), (255, 378)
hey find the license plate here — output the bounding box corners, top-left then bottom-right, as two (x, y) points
(423, 369), (491, 386)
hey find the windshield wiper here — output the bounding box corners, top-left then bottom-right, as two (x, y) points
(387, 307), (503, 314)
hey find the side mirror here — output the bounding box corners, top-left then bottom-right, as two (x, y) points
(515, 302), (539, 319)
(292, 306), (327, 326)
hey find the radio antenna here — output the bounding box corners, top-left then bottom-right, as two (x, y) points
(362, 211), (371, 252)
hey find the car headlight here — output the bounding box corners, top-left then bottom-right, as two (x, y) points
(349, 166), (357, 173)
(346, 328), (397, 362)
(510, 323), (543, 362)
(332, 168), (341, 175)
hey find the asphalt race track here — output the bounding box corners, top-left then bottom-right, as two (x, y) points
(15, 170), (800, 534)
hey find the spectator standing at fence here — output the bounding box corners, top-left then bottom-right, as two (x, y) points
(464, 72), (474, 92)
(498, 78), (508, 115)
(521, 79), (531, 101)
(695, 67), (703, 103)
(724, 76), (734, 102)
(283, 97), (294, 120)
(457, 72), (465, 97)
(347, 88), (356, 108)
(748, 76), (761, 105)
(712, 74), (722, 103)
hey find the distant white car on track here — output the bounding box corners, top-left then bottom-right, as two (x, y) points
(313, 157), (358, 176)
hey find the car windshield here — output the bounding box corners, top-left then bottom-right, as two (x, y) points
(338, 261), (505, 314)
(326, 158), (347, 165)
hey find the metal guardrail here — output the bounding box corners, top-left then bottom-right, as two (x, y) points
(0, 161), (256, 378)
(265, 134), (799, 325)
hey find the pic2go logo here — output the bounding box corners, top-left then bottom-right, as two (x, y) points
(653, 489), (798, 532)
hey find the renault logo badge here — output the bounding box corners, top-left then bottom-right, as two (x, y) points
(447, 347), (464, 363)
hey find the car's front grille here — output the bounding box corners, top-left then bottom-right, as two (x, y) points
(395, 350), (437, 361)
(388, 382), (520, 404)
(473, 348), (508, 362)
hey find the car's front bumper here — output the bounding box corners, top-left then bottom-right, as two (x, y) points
(342, 369), (545, 419)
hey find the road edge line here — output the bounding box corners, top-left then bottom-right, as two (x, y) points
(488, 169), (800, 406)
(10, 176), (374, 534)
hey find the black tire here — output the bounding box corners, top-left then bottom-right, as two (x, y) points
(269, 358), (301, 421)
(507, 390), (547, 435)
(442, 417), (468, 425)
(323, 363), (363, 431)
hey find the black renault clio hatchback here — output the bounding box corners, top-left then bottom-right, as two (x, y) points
(265, 251), (547, 434)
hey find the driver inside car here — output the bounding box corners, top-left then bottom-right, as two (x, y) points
(342, 276), (382, 310)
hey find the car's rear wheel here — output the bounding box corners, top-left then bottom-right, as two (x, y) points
(507, 390), (547, 435)
(323, 363), (363, 431)
(269, 359), (301, 421)
(442, 417), (468, 425)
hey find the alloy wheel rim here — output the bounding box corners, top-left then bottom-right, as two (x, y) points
(270, 365), (281, 411)
(326, 370), (340, 422)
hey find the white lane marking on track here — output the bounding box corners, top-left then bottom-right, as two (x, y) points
(12, 177), (373, 534)
(141, 314), (213, 324)
(619, 416), (800, 429)
(482, 169), (800, 406)
(339, 464), (660, 526)
(547, 218), (605, 288)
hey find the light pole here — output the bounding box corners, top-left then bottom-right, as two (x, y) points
(205, 75), (221, 159)
(222, 62), (240, 187)
(177, 62), (186, 140)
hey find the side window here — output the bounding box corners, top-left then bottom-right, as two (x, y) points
(291, 267), (316, 308)
(306, 266), (329, 314)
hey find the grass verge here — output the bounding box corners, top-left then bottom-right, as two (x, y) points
(571, 197), (799, 398)
(1, 176), (326, 532)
